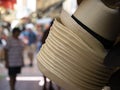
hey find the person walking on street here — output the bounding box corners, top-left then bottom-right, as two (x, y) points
(19, 23), (37, 67)
(4, 27), (24, 90)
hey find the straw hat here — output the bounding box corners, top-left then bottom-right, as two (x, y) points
(37, 0), (120, 90)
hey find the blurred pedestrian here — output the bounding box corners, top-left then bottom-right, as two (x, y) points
(35, 23), (44, 53)
(19, 23), (37, 67)
(4, 27), (24, 90)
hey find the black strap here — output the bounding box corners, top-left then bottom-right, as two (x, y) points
(71, 15), (114, 49)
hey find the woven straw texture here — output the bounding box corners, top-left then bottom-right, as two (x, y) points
(37, 10), (113, 90)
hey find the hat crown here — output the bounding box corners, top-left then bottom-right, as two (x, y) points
(73, 0), (120, 41)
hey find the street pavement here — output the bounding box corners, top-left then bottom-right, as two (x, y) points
(0, 53), (62, 90)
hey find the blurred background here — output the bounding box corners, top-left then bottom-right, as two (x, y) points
(0, 0), (79, 90)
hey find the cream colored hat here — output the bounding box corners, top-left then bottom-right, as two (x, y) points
(37, 0), (120, 90)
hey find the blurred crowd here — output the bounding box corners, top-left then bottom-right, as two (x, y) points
(0, 15), (53, 65)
